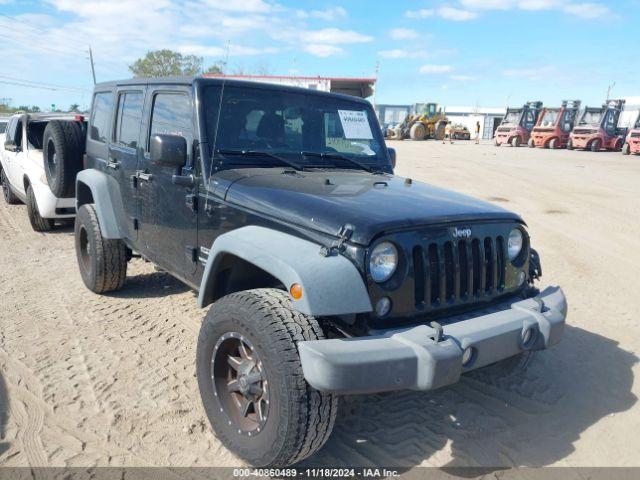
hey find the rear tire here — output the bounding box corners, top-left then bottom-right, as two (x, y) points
(622, 142), (631, 155)
(197, 289), (338, 467)
(75, 204), (127, 293)
(43, 120), (84, 198)
(528, 138), (535, 148)
(409, 122), (426, 141)
(434, 121), (446, 141)
(549, 138), (558, 149)
(511, 136), (521, 147)
(26, 184), (54, 232)
(1, 167), (20, 205)
(590, 139), (601, 152)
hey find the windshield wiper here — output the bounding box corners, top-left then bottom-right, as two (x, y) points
(216, 149), (303, 171)
(300, 151), (380, 173)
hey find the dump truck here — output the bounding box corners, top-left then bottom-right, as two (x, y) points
(568, 99), (627, 152)
(529, 100), (581, 149)
(386, 102), (448, 141)
(494, 101), (543, 147)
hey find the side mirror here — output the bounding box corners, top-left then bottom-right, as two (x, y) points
(150, 134), (187, 168)
(387, 147), (396, 170)
(4, 140), (18, 152)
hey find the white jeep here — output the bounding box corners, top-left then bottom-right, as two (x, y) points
(1, 113), (85, 231)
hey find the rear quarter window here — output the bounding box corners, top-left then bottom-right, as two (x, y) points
(89, 92), (115, 143)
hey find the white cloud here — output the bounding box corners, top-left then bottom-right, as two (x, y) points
(178, 44), (279, 56)
(563, 3), (611, 19)
(389, 28), (420, 40)
(298, 7), (348, 21)
(419, 64), (454, 74)
(406, 6), (477, 21)
(300, 28), (373, 45)
(378, 49), (428, 59)
(200, 0), (273, 13)
(437, 7), (478, 21)
(304, 44), (344, 57)
(450, 74), (476, 81)
(458, 0), (612, 19)
(406, 9), (434, 18)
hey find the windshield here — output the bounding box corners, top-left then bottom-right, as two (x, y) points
(203, 85), (386, 171)
(539, 110), (559, 127)
(502, 110), (521, 125)
(580, 110), (603, 126)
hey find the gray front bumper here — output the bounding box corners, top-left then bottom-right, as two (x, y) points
(299, 286), (567, 394)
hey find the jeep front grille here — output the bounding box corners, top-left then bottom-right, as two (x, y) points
(412, 236), (507, 310)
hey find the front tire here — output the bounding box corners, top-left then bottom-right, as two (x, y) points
(567, 138), (574, 150)
(409, 122), (426, 141)
(511, 136), (521, 147)
(622, 142), (631, 155)
(75, 204), (127, 293)
(590, 139), (602, 152)
(197, 289), (338, 467)
(528, 138), (535, 148)
(549, 138), (558, 149)
(1, 168), (20, 205)
(26, 184), (54, 232)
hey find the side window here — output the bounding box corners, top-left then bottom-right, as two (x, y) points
(523, 110), (536, 130)
(0, 122), (6, 134)
(13, 120), (23, 148)
(149, 93), (192, 148)
(114, 91), (144, 148)
(89, 92), (115, 143)
(604, 111), (616, 135)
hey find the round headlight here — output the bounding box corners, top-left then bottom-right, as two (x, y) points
(508, 228), (524, 261)
(369, 242), (398, 283)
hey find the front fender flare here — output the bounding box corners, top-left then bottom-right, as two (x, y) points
(76, 169), (124, 239)
(197, 226), (373, 316)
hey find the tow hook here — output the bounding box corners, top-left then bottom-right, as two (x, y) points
(428, 321), (444, 342)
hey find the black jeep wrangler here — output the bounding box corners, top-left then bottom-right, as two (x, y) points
(74, 77), (566, 467)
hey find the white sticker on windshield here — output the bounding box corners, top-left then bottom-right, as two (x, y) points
(338, 110), (373, 140)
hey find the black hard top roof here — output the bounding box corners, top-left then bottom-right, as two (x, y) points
(93, 76), (371, 105)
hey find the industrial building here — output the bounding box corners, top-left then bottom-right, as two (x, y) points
(201, 74), (376, 99)
(443, 106), (507, 140)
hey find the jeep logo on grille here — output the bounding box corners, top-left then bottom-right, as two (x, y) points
(452, 227), (472, 239)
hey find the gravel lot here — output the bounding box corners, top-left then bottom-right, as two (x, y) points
(0, 140), (638, 469)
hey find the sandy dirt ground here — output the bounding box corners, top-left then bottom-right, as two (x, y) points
(0, 141), (639, 470)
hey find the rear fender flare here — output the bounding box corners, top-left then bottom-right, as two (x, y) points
(75, 169), (124, 239)
(197, 226), (373, 316)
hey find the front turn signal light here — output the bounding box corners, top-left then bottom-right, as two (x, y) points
(290, 283), (303, 300)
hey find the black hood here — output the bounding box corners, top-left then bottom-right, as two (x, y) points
(221, 169), (521, 245)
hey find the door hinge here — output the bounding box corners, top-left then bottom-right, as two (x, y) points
(130, 175), (138, 189)
(186, 194), (198, 212)
(185, 246), (198, 263)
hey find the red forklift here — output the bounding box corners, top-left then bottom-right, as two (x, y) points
(529, 100), (581, 149)
(622, 111), (640, 156)
(568, 99), (627, 152)
(494, 101), (543, 147)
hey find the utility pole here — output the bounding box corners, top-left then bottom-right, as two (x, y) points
(88, 46), (97, 85)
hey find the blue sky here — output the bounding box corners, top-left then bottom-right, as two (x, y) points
(0, 0), (636, 110)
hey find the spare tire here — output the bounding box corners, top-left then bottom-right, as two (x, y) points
(43, 121), (84, 198)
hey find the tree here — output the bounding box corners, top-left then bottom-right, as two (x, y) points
(69, 103), (80, 112)
(129, 49), (203, 78)
(204, 63), (224, 75)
